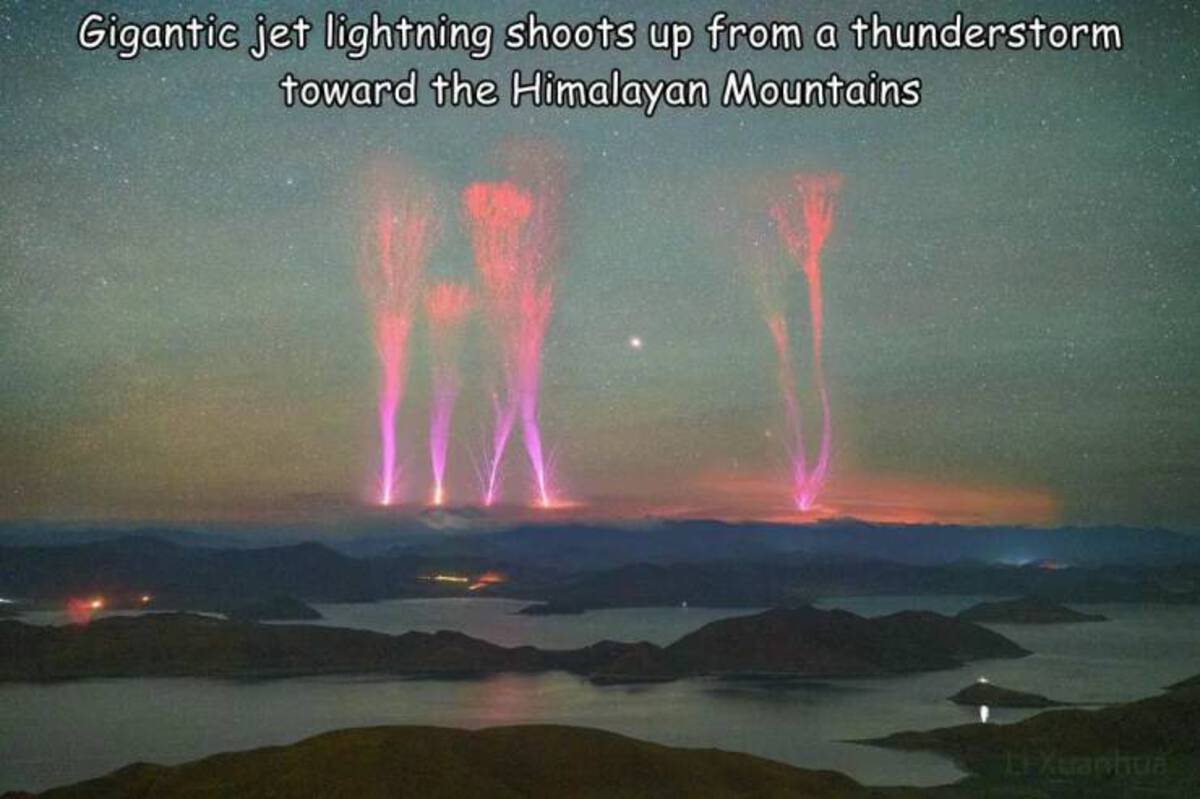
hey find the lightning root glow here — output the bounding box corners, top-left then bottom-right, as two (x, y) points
(374, 312), (410, 506)
(425, 282), (473, 507)
(766, 313), (807, 509)
(768, 172), (842, 511)
(359, 168), (438, 506)
(502, 141), (566, 508)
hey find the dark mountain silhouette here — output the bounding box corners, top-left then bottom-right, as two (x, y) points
(11, 518), (1200, 566)
(663, 607), (1027, 676)
(223, 595), (321, 621)
(957, 596), (1107, 624)
(511, 557), (1197, 610)
(0, 606), (1026, 683)
(0, 613), (546, 681)
(388, 519), (1200, 569)
(0, 536), (547, 606)
(2, 531), (1196, 613)
(4, 725), (877, 799)
(949, 681), (1063, 708)
(0, 537), (375, 603)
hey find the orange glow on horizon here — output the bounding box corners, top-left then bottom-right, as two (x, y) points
(468, 570), (508, 591)
(52, 469), (1056, 527)
(648, 470), (1060, 527)
(66, 596), (106, 625)
(534, 496), (583, 512)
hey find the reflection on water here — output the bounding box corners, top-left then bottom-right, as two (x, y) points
(0, 671), (963, 792)
(2, 596), (1198, 793)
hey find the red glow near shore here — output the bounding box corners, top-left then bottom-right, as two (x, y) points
(359, 167), (437, 506)
(425, 282), (473, 507)
(66, 596), (104, 625)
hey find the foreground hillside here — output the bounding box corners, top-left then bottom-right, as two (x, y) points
(16, 683), (1200, 799)
(12, 725), (884, 799)
(868, 682), (1200, 797)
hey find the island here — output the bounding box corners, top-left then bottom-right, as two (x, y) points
(0, 605), (1028, 684)
(949, 680), (1064, 708)
(956, 596), (1108, 624)
(222, 595), (322, 622)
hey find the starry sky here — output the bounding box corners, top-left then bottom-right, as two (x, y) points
(2, 1), (1197, 529)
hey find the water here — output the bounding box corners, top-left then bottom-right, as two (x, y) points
(2, 596), (1198, 793)
(817, 596), (1200, 704)
(290, 597), (761, 649)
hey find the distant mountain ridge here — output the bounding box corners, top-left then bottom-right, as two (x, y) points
(0, 535), (549, 605)
(387, 519), (1200, 569)
(3, 528), (1198, 610)
(6, 518), (1199, 566)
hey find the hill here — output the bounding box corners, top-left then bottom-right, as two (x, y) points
(0, 613), (546, 680)
(867, 686), (1200, 797)
(662, 607), (1028, 677)
(957, 596), (1107, 624)
(6, 724), (881, 799)
(0, 606), (1027, 683)
(948, 681), (1063, 708)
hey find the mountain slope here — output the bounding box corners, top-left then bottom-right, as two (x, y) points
(23, 725), (876, 799)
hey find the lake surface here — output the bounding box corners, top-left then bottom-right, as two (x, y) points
(3, 596), (1199, 793)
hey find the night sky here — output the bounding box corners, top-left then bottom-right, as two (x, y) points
(2, 1), (1197, 529)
